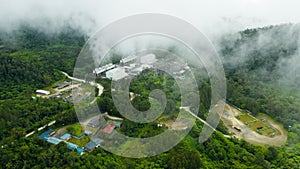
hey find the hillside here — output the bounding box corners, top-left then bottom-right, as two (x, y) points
(0, 24), (300, 168)
(219, 24), (300, 144)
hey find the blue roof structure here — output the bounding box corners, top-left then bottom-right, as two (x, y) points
(110, 121), (122, 128)
(77, 148), (84, 154)
(38, 129), (55, 140)
(84, 141), (97, 151)
(84, 138), (103, 152)
(60, 133), (72, 140)
(46, 137), (63, 145)
(115, 123), (121, 128)
(39, 134), (49, 140)
(67, 142), (78, 150)
(93, 138), (104, 145)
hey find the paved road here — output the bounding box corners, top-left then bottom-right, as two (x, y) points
(62, 72), (230, 139)
(103, 112), (123, 121)
(180, 106), (216, 131)
(61, 71), (86, 83)
(61, 71), (104, 97)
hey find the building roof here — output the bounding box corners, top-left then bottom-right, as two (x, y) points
(48, 120), (56, 126)
(46, 137), (63, 145)
(93, 63), (116, 75)
(38, 125), (47, 131)
(93, 138), (104, 145)
(77, 147), (84, 154)
(38, 129), (55, 140)
(102, 124), (115, 133)
(84, 138), (103, 151)
(60, 133), (72, 140)
(106, 67), (128, 81)
(67, 142), (78, 150)
(114, 122), (121, 128)
(120, 55), (137, 64)
(36, 89), (50, 95)
(107, 120), (122, 127)
(84, 141), (97, 151)
(25, 131), (35, 138)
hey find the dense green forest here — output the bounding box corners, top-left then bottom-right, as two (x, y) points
(0, 24), (300, 168)
(220, 24), (300, 144)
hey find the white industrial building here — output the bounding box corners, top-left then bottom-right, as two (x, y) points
(93, 63), (116, 75)
(106, 67), (128, 81)
(123, 63), (137, 73)
(93, 54), (157, 79)
(36, 89), (50, 95)
(120, 55), (137, 65)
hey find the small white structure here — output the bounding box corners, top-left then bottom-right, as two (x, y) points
(38, 124), (47, 131)
(106, 67), (128, 80)
(93, 63), (116, 75)
(36, 90), (50, 95)
(25, 131), (36, 137)
(140, 54), (157, 65)
(120, 55), (137, 65)
(48, 120), (56, 126)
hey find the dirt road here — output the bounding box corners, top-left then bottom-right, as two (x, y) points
(222, 104), (287, 146)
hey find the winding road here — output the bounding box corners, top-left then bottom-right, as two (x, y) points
(180, 106), (216, 131)
(61, 71), (104, 97)
(62, 71), (276, 144)
(61, 71), (86, 83)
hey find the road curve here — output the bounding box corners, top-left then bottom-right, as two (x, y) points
(61, 71), (104, 97)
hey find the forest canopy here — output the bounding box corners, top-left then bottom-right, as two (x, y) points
(0, 24), (300, 168)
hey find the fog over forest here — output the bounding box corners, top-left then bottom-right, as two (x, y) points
(1, 0), (300, 37)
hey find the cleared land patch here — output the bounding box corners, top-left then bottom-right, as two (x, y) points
(221, 103), (287, 146)
(236, 113), (280, 137)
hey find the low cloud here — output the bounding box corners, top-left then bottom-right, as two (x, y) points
(1, 0), (300, 38)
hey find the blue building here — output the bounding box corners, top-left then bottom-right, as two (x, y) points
(46, 137), (63, 145)
(60, 133), (72, 141)
(67, 142), (78, 150)
(38, 129), (55, 140)
(84, 138), (104, 152)
(77, 147), (84, 154)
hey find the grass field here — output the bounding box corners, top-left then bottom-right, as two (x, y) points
(66, 123), (84, 136)
(69, 136), (91, 147)
(236, 114), (255, 123)
(236, 113), (280, 137)
(256, 114), (283, 136)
